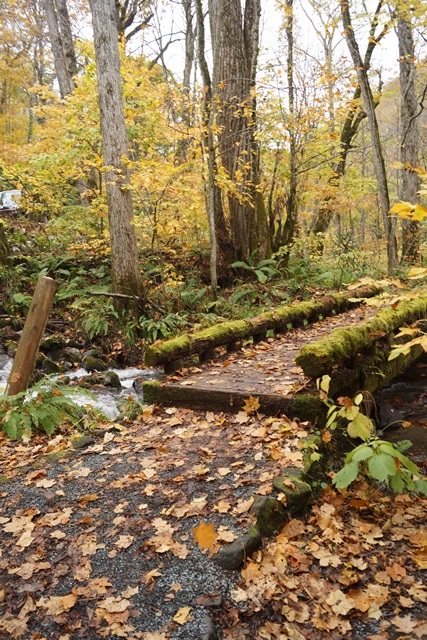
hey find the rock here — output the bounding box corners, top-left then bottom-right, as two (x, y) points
(199, 614), (219, 640)
(83, 348), (106, 360)
(82, 355), (107, 372)
(6, 343), (16, 357)
(101, 370), (121, 389)
(250, 496), (287, 536)
(70, 435), (95, 450)
(213, 527), (262, 570)
(64, 347), (83, 365)
(273, 475), (312, 516)
(42, 356), (65, 375)
(41, 334), (65, 352)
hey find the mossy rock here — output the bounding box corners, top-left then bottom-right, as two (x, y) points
(82, 355), (107, 372)
(41, 334), (66, 352)
(251, 496), (287, 536)
(213, 527), (262, 570)
(41, 356), (66, 375)
(273, 476), (312, 515)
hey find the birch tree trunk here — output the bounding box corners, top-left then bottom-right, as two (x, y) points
(89, 0), (143, 308)
(341, 0), (397, 274)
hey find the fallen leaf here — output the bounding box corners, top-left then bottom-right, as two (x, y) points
(193, 522), (217, 550)
(242, 395), (260, 415)
(391, 614), (418, 633)
(173, 606), (192, 625)
(37, 593), (77, 616)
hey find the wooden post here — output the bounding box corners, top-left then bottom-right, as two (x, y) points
(6, 276), (57, 396)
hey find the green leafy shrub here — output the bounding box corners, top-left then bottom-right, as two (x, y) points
(317, 375), (427, 495)
(232, 255), (280, 283)
(0, 380), (94, 440)
(333, 439), (427, 495)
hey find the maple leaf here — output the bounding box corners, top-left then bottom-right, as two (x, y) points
(391, 614), (418, 633)
(173, 606), (192, 625)
(115, 535), (134, 549)
(37, 593), (77, 616)
(193, 522), (217, 550)
(242, 395), (261, 415)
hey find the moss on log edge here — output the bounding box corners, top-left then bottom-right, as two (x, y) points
(142, 379), (326, 421)
(296, 295), (427, 378)
(144, 285), (380, 367)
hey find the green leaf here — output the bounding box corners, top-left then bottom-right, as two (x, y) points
(347, 412), (375, 440)
(413, 478), (427, 496)
(332, 460), (360, 489)
(354, 393), (363, 406)
(351, 445), (374, 463)
(367, 453), (397, 483)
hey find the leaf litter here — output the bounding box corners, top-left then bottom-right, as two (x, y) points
(0, 302), (426, 638)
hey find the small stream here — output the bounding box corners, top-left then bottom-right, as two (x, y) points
(0, 354), (160, 420)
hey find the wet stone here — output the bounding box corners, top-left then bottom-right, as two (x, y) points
(213, 528), (262, 570)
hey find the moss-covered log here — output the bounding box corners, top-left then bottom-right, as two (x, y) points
(144, 285), (380, 367)
(296, 295), (427, 378)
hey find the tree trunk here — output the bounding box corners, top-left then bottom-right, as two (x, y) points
(44, 0), (75, 98)
(209, 0), (270, 263)
(196, 0), (233, 278)
(278, 0), (298, 258)
(397, 15), (420, 262)
(311, 2), (389, 253)
(341, 0), (397, 274)
(89, 0), (143, 308)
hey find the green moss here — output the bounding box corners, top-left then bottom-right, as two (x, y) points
(296, 296), (427, 377)
(141, 379), (162, 404)
(144, 287), (381, 367)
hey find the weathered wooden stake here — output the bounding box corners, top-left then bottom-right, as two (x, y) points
(6, 276), (57, 396)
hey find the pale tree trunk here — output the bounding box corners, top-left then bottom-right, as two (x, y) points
(44, 0), (76, 97)
(341, 0), (397, 274)
(310, 3), (388, 253)
(209, 0), (270, 263)
(397, 15), (420, 262)
(89, 0), (143, 308)
(277, 0), (298, 259)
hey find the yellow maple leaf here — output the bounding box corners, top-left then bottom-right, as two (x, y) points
(193, 522), (217, 550)
(242, 395), (260, 415)
(173, 606), (192, 625)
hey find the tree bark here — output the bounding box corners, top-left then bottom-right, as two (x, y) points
(89, 0), (143, 308)
(209, 0), (270, 263)
(195, 0), (233, 283)
(311, 2), (389, 252)
(278, 0), (298, 257)
(397, 15), (420, 262)
(44, 0), (75, 98)
(341, 0), (397, 274)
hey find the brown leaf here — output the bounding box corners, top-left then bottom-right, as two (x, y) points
(391, 614), (418, 633)
(37, 593), (77, 616)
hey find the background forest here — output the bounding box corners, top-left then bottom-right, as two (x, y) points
(1, 0), (427, 349)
